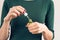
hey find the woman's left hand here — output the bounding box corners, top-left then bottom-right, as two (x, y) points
(26, 22), (48, 34)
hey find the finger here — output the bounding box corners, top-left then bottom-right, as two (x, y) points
(16, 6), (26, 13)
(29, 28), (39, 34)
(11, 12), (18, 18)
(27, 22), (36, 28)
(28, 25), (39, 30)
(38, 27), (43, 33)
(32, 31), (39, 34)
(17, 6), (25, 11)
(13, 8), (21, 16)
(10, 7), (21, 16)
(8, 12), (18, 20)
(26, 23), (31, 27)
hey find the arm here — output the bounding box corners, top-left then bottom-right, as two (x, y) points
(0, 1), (10, 40)
(42, 24), (53, 40)
(27, 22), (54, 40)
(0, 0), (26, 40)
(43, 1), (54, 40)
(0, 20), (10, 40)
(26, 0), (54, 40)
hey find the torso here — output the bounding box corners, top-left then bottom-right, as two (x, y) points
(5, 0), (50, 40)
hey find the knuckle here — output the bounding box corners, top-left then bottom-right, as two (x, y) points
(34, 22), (38, 25)
(29, 30), (32, 33)
(18, 6), (25, 10)
(28, 28), (32, 32)
(10, 8), (12, 10)
(17, 6), (22, 8)
(35, 22), (38, 23)
(12, 6), (15, 9)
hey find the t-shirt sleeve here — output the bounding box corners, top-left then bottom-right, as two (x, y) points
(45, 0), (54, 39)
(0, 0), (9, 28)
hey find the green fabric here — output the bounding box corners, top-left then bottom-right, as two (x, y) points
(1, 0), (54, 40)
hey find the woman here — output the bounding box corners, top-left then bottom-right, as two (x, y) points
(0, 0), (54, 40)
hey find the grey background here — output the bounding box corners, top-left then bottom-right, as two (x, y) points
(0, 0), (60, 40)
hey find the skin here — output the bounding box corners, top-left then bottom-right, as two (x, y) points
(0, 6), (53, 40)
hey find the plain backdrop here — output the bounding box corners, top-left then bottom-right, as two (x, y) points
(0, 0), (60, 40)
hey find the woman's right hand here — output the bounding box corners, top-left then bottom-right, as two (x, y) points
(4, 6), (26, 22)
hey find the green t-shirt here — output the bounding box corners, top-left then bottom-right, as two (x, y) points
(1, 0), (54, 40)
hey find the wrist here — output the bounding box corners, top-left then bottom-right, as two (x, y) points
(42, 24), (49, 34)
(4, 17), (11, 24)
(4, 16), (12, 23)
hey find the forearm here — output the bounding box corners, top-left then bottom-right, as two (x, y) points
(42, 27), (53, 40)
(0, 20), (10, 40)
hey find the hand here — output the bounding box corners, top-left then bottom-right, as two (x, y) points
(4, 6), (26, 22)
(26, 22), (48, 34)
